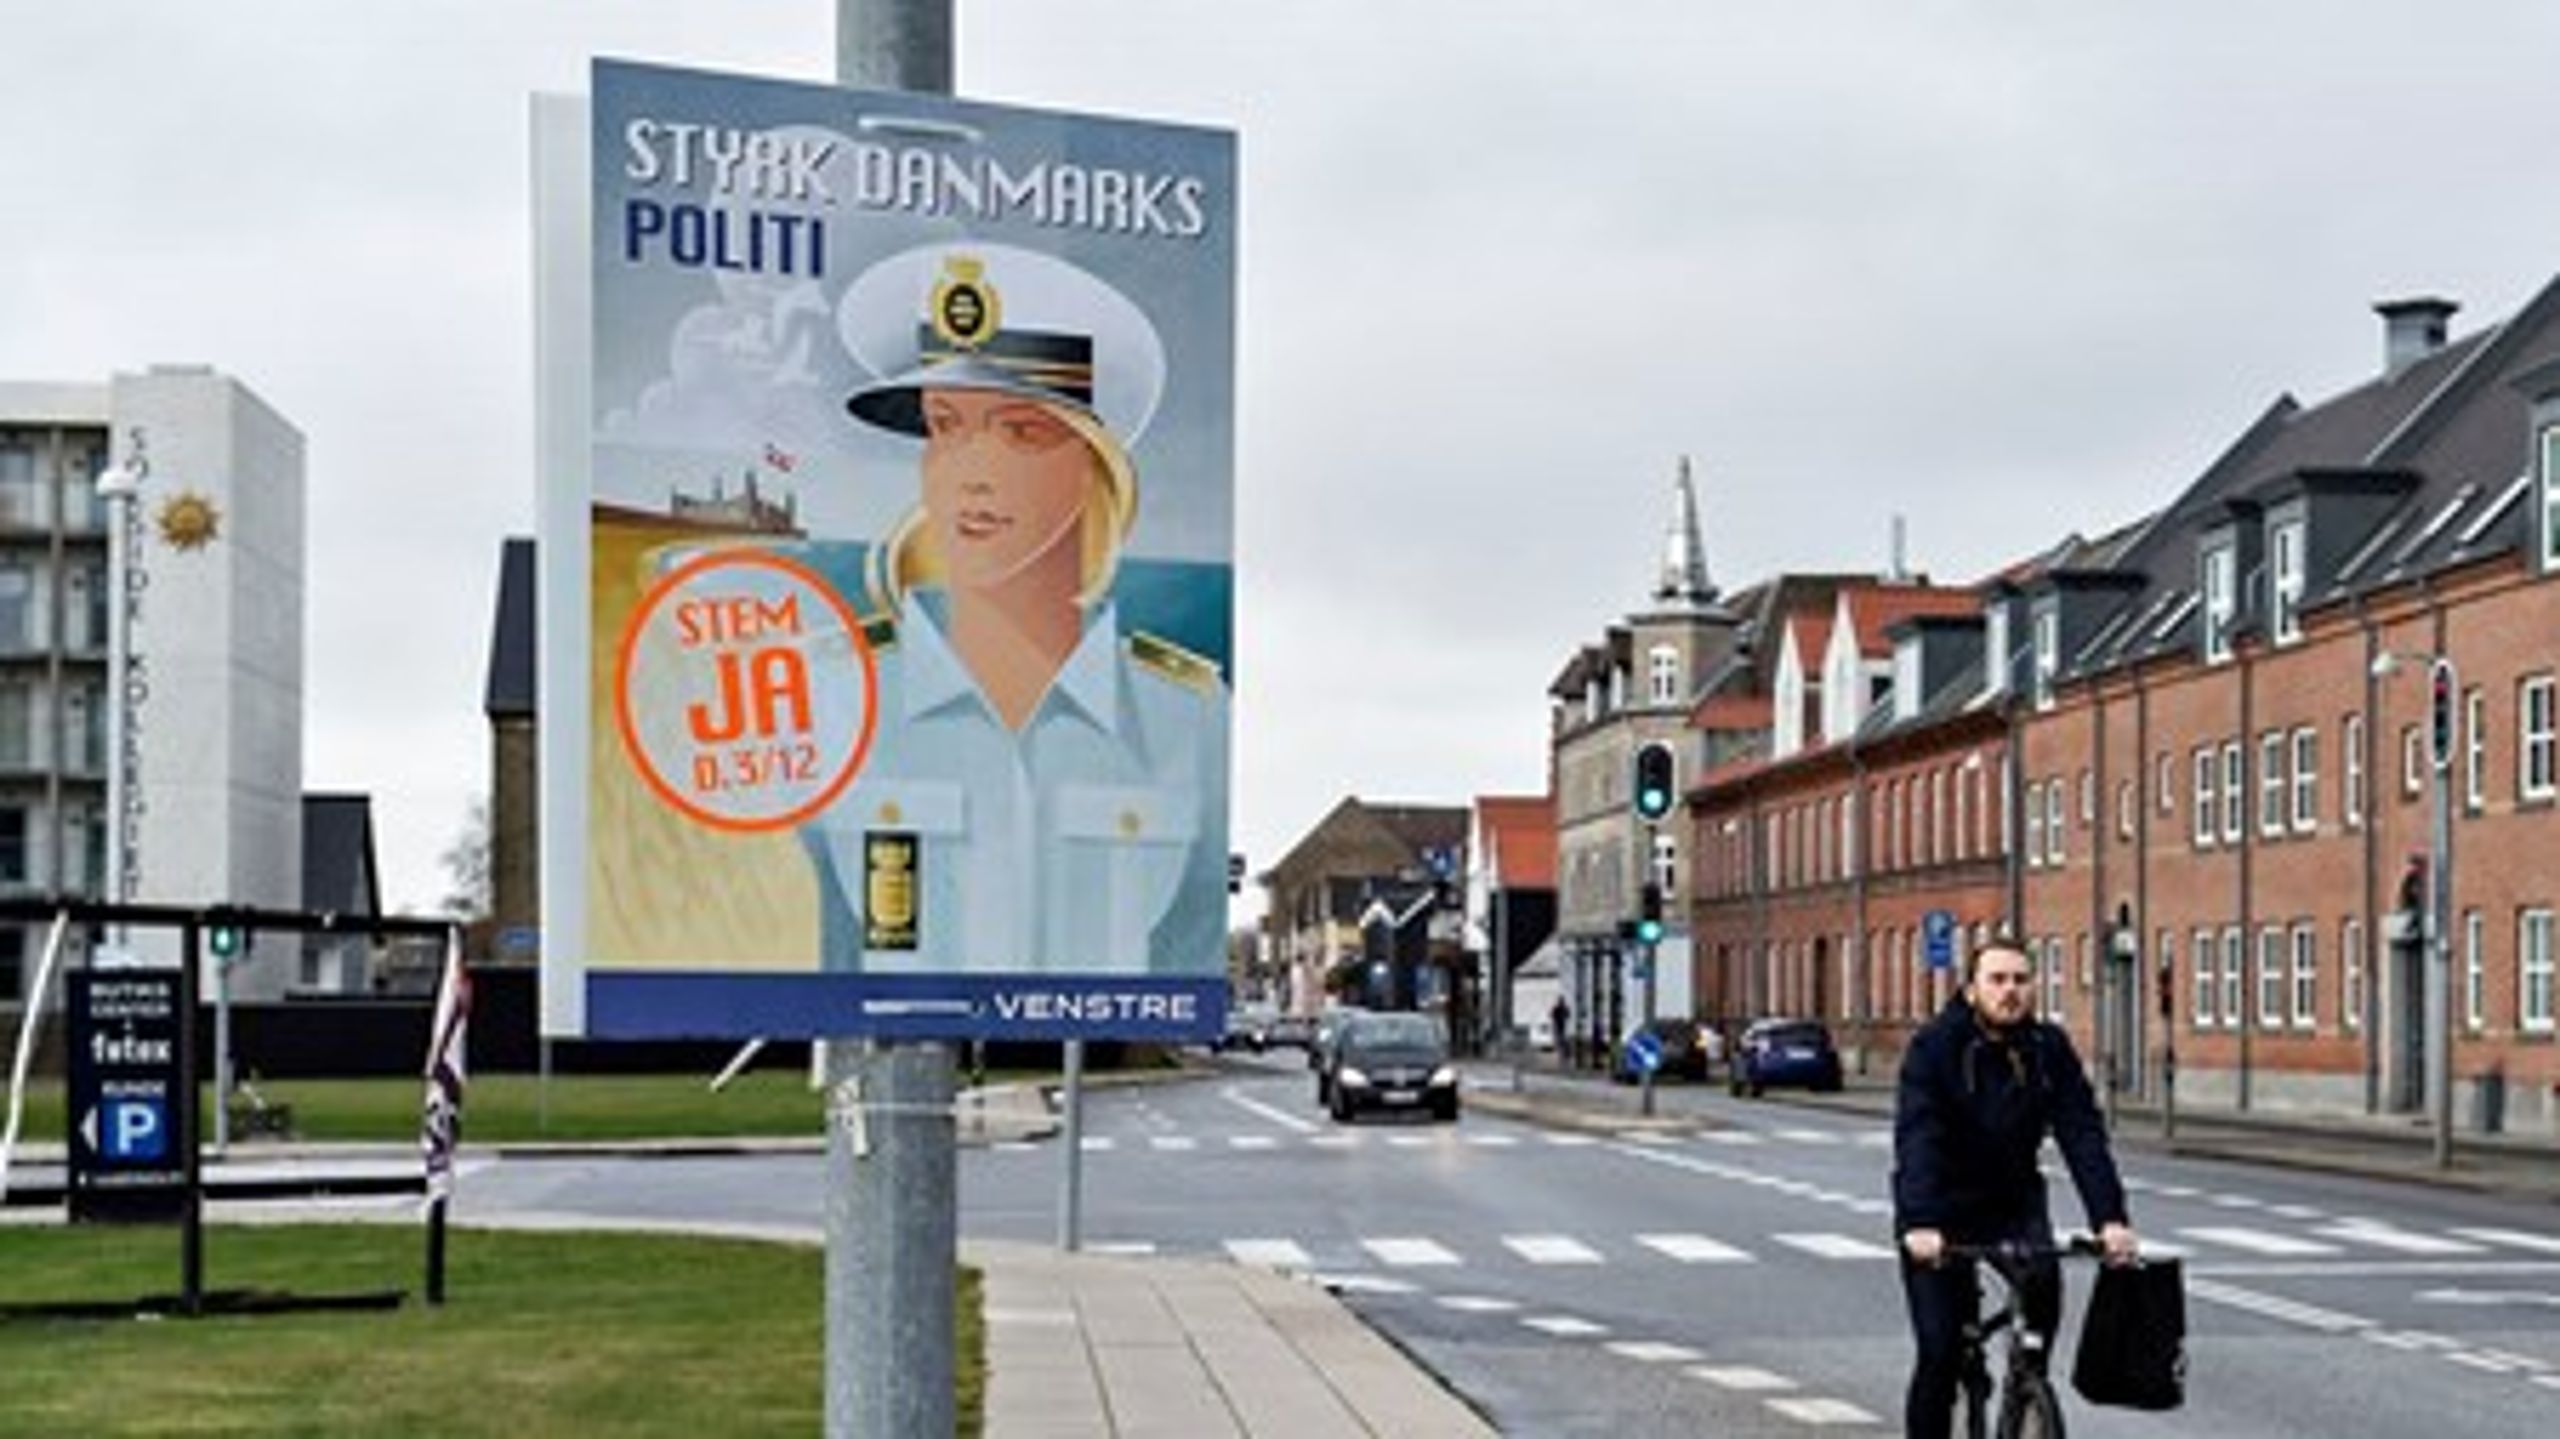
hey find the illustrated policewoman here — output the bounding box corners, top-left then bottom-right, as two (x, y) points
(807, 242), (1229, 977)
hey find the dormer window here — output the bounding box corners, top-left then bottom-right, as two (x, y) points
(2270, 517), (2306, 645)
(2201, 542), (2237, 663)
(2543, 426), (2560, 570)
(2031, 606), (2059, 712)
(1982, 602), (2010, 698)
(1647, 644), (1679, 706)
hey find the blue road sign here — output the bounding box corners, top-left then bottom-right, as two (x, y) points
(1924, 909), (1958, 971)
(103, 1097), (169, 1162)
(1627, 1028), (1663, 1074)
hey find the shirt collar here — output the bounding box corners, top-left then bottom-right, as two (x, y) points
(899, 592), (1120, 734)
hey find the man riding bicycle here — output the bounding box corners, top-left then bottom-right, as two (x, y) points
(1893, 936), (2139, 1438)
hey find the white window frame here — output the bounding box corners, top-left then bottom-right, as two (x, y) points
(2258, 731), (2287, 839)
(2270, 517), (2306, 645)
(2523, 908), (2555, 1034)
(2289, 727), (2318, 834)
(1932, 768), (1949, 866)
(2343, 918), (2365, 1032)
(2290, 923), (2316, 1031)
(2463, 909), (2484, 1032)
(2220, 741), (2244, 845)
(2344, 714), (2366, 829)
(2202, 544), (2236, 663)
(2156, 753), (2175, 815)
(2257, 926), (2285, 1031)
(2522, 676), (2557, 801)
(2220, 927), (2245, 1030)
(2024, 780), (2045, 870)
(2192, 927), (2216, 1028)
(2043, 937), (2066, 1022)
(2464, 688), (2487, 813)
(2033, 608), (2060, 712)
(2192, 748), (2214, 847)
(1647, 644), (1680, 706)
(2116, 778), (2135, 841)
(2544, 425), (2560, 570)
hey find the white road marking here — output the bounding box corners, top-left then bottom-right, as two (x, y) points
(2179, 1226), (2342, 1256)
(2206, 1192), (2266, 1209)
(2267, 1203), (2325, 1221)
(2363, 1331), (2429, 1351)
(1854, 1131), (1892, 1148)
(1220, 1085), (1320, 1134)
(2150, 1183), (2200, 1199)
(1638, 1233), (1754, 1264)
(1522, 1315), (1608, 1337)
(1086, 1241), (1155, 1256)
(1227, 1135), (1279, 1151)
(1772, 1128), (1841, 1145)
(1223, 1239), (1311, 1269)
(1363, 1237), (1461, 1267)
(993, 1141), (1038, 1153)
(1773, 1232), (1896, 1261)
(1306, 1134), (1360, 1149)
(1078, 1137), (1116, 1152)
(1607, 1340), (1703, 1363)
(1849, 1199), (1893, 1217)
(1149, 1136), (1197, 1152)
(1437, 1294), (1519, 1313)
(2315, 1221), (2482, 1256)
(1505, 1235), (1604, 1265)
(1695, 1130), (1766, 1145)
(1619, 1131), (1680, 1146)
(1542, 1133), (1599, 1147)
(2533, 1374), (2560, 1392)
(1387, 1134), (1434, 1149)
(1318, 1274), (1416, 1295)
(1687, 1365), (1797, 1392)
(1766, 1396), (1880, 1425)
(2452, 1227), (2560, 1256)
(2186, 1277), (2371, 1333)
(2445, 1351), (2519, 1374)
(1464, 1133), (1521, 1147)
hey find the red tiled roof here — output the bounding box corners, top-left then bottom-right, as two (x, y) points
(1475, 794), (1555, 888)
(1846, 585), (1979, 656)
(1690, 694), (1771, 730)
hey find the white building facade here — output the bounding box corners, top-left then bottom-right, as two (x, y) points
(0, 365), (304, 1003)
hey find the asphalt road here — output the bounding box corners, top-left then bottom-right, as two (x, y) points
(449, 1054), (2560, 1436)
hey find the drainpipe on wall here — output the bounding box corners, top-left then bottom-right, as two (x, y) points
(2238, 638), (2256, 1114)
(2357, 597), (2381, 1115)
(1849, 739), (1870, 1075)
(2090, 683), (2111, 1110)
(1749, 789), (1768, 1021)
(2005, 695), (2026, 930)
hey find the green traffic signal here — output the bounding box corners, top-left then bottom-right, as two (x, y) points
(209, 925), (241, 960)
(1632, 742), (1677, 821)
(1635, 917), (1665, 945)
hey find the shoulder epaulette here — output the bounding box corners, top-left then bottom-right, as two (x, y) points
(1129, 630), (1220, 695)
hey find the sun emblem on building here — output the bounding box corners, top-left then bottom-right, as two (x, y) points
(156, 491), (222, 551)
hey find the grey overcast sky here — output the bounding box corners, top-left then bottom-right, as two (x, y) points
(8, 1), (2560, 918)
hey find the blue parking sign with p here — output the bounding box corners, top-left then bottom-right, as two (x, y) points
(106, 1097), (169, 1162)
(1924, 910), (1957, 971)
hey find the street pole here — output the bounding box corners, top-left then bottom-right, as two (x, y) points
(2428, 659), (2455, 1171)
(826, 7), (956, 1438)
(97, 448), (143, 952)
(1058, 1039), (1085, 1250)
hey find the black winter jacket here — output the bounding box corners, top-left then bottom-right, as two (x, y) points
(1891, 996), (2128, 1240)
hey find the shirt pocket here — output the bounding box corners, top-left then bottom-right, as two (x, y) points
(1055, 784), (1198, 970)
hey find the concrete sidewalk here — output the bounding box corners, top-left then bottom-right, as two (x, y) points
(976, 1240), (1492, 1438)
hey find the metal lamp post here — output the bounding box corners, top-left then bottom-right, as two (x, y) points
(95, 455), (142, 941)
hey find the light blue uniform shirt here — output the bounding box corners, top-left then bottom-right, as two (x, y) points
(807, 590), (1227, 976)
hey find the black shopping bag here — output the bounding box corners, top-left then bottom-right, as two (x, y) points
(2072, 1257), (2186, 1410)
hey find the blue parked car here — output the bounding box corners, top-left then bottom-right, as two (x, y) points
(1729, 1018), (1843, 1097)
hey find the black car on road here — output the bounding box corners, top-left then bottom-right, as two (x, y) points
(1324, 1011), (1459, 1123)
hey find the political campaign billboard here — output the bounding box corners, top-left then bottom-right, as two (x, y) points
(540, 60), (1234, 1042)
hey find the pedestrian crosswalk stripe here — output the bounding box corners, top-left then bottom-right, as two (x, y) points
(1505, 1235), (1604, 1264)
(2451, 1227), (2560, 1256)
(1853, 1131), (1892, 1148)
(1696, 1130), (1765, 1145)
(1608, 1340), (1702, 1364)
(2314, 1221), (2483, 1256)
(1437, 1294), (1519, 1313)
(1542, 1133), (1599, 1147)
(1619, 1131), (1680, 1146)
(1307, 1134), (1359, 1148)
(1078, 1137), (1116, 1152)
(1317, 1273), (1417, 1295)
(1772, 1129), (1840, 1145)
(1386, 1134), (1434, 1148)
(1773, 1233), (1895, 1260)
(1149, 1136), (1197, 1151)
(2179, 1226), (2343, 1257)
(2268, 1203), (2324, 1220)
(1766, 1396), (1880, 1425)
(2187, 1276), (2370, 1332)
(993, 1141), (1038, 1153)
(1228, 1135), (1278, 1150)
(2207, 1192), (2266, 1209)
(1225, 1239), (1311, 1269)
(1087, 1241), (1155, 1255)
(1522, 1315), (1608, 1337)
(1687, 1365), (1797, 1392)
(1464, 1134), (1521, 1147)
(1364, 1237), (1461, 1267)
(1638, 1233), (1753, 1264)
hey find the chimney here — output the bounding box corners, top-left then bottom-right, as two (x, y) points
(2375, 296), (2458, 379)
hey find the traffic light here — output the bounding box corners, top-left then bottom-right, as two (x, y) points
(1632, 742), (1676, 821)
(2427, 658), (2457, 773)
(208, 921), (242, 963)
(1635, 882), (1664, 946)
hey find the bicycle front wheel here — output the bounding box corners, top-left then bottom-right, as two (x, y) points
(1996, 1373), (2065, 1439)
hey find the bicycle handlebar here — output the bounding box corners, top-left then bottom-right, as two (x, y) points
(1940, 1234), (2106, 1264)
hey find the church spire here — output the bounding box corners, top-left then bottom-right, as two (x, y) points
(1653, 454), (1716, 608)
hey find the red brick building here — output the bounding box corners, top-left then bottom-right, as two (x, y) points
(1683, 286), (2560, 1137)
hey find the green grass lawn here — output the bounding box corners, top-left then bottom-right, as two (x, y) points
(7, 1067), (1026, 1145)
(0, 1224), (983, 1438)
